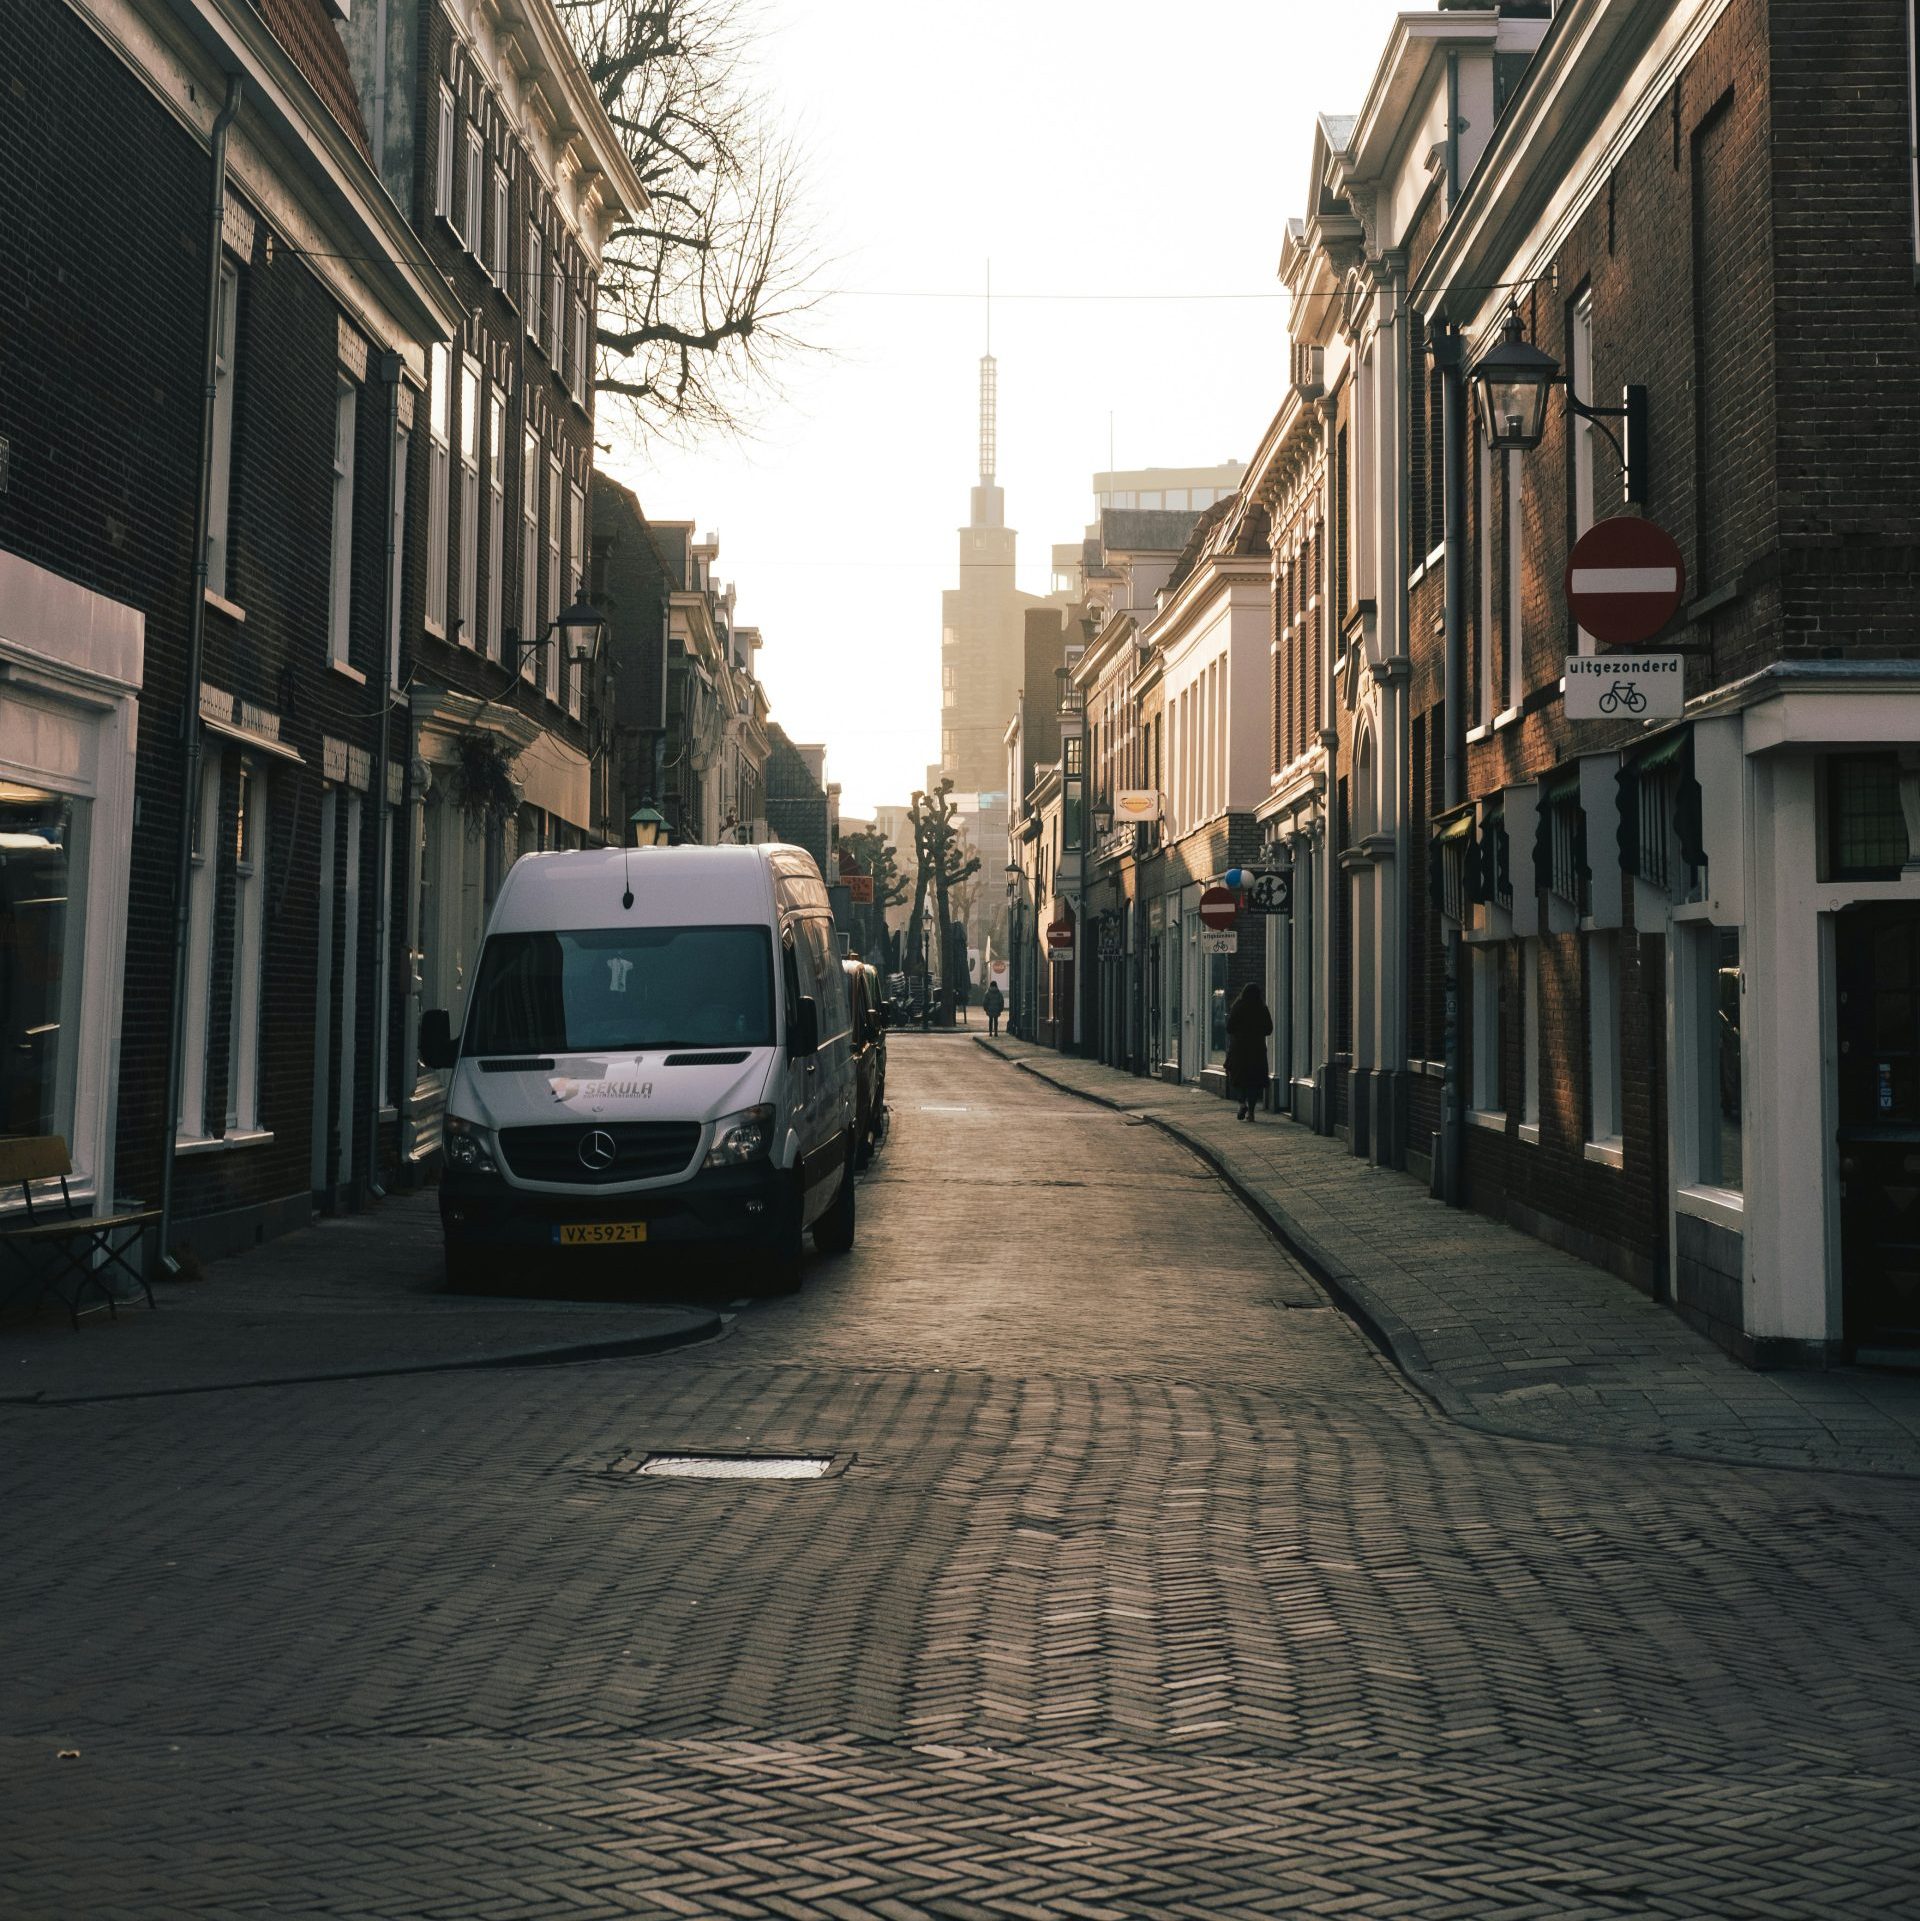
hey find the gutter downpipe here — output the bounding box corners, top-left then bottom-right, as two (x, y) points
(366, 352), (404, 1200)
(158, 73), (243, 1271)
(1434, 322), (1468, 1207)
(1392, 254), (1413, 1171)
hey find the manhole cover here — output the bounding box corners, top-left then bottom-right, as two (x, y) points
(637, 1453), (834, 1480)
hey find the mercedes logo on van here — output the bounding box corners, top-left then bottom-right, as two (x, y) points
(578, 1129), (618, 1172)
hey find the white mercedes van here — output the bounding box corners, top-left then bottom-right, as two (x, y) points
(420, 842), (858, 1294)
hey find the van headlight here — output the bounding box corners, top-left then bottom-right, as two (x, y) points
(443, 1116), (499, 1175)
(705, 1103), (775, 1167)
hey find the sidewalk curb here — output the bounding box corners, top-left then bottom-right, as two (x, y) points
(5, 1310), (728, 1407)
(977, 1039), (1920, 1481)
(976, 1038), (1471, 1421)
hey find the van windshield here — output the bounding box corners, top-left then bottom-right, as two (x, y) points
(464, 925), (776, 1054)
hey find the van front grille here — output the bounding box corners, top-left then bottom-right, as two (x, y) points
(498, 1121), (703, 1185)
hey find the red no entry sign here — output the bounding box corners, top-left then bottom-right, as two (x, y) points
(1199, 885), (1238, 931)
(1565, 516), (1686, 648)
(1046, 917), (1074, 954)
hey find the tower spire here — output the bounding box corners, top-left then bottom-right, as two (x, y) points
(978, 259), (996, 487)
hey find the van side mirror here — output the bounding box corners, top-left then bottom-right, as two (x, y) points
(420, 1008), (458, 1069)
(791, 996), (820, 1057)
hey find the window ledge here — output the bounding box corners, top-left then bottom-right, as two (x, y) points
(1465, 721), (1491, 744)
(329, 659), (367, 685)
(1493, 704), (1524, 732)
(174, 1129), (275, 1158)
(1675, 1183), (1744, 1232)
(1584, 1136), (1626, 1169)
(1517, 1121), (1542, 1147)
(1467, 1107), (1507, 1133)
(204, 589), (246, 624)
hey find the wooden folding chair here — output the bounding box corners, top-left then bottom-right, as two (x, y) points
(0, 1136), (158, 1328)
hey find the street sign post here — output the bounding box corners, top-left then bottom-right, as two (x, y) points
(845, 874), (875, 905)
(1200, 929), (1238, 955)
(1224, 867), (1292, 914)
(1198, 885), (1238, 930)
(1564, 516), (1686, 648)
(1045, 917), (1074, 958)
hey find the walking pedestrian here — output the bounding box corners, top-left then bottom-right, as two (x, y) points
(1224, 982), (1273, 1122)
(983, 980), (1004, 1037)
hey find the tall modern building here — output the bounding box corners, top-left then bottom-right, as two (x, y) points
(1052, 462), (1248, 594)
(936, 353), (1063, 962)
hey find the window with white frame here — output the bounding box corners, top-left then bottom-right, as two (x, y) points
(177, 751), (222, 1141)
(387, 417), (409, 689)
(1571, 289), (1597, 655)
(462, 123), (483, 256)
(425, 344), (449, 635)
(520, 427), (539, 677)
(571, 289), (590, 399)
(1690, 924), (1743, 1190)
(206, 260), (239, 599)
(225, 758), (267, 1135)
(1505, 449), (1524, 713)
(1475, 438), (1493, 725)
(549, 256), (565, 366)
(457, 356), (479, 646)
(526, 223), (543, 347)
(1471, 944), (1505, 1117)
(434, 85), (454, 223)
(486, 385), (506, 661)
(1587, 930), (1623, 1147)
(545, 452), (562, 701)
(1522, 938), (1541, 1132)
(327, 377), (357, 669)
(489, 163), (508, 282)
(566, 480), (585, 718)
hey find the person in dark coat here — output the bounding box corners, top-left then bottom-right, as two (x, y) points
(1224, 982), (1273, 1121)
(982, 980), (1004, 1036)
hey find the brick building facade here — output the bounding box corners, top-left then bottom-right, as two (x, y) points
(2, 0), (461, 1258)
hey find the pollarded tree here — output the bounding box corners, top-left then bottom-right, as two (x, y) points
(559, 0), (821, 441)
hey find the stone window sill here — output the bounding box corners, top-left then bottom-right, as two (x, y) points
(1584, 1136), (1626, 1169)
(1675, 1183), (1744, 1232)
(1493, 704), (1523, 732)
(175, 1129), (276, 1158)
(1467, 1107), (1507, 1133)
(1517, 1121), (1542, 1147)
(204, 589), (246, 624)
(329, 658), (367, 685)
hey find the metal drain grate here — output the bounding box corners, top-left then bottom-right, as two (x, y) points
(637, 1453), (833, 1481)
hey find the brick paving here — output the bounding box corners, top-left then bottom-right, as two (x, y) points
(3, 1038), (1918, 1917)
(1, 1190), (719, 1404)
(982, 1037), (1920, 1479)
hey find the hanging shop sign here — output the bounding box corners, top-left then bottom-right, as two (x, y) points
(1563, 652), (1685, 720)
(1114, 789), (1162, 823)
(1224, 867), (1292, 914)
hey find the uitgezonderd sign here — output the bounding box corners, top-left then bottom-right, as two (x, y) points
(1563, 653), (1684, 720)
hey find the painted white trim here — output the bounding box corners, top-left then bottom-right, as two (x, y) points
(1675, 1184), (1744, 1232)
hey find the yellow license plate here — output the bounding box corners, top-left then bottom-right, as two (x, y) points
(557, 1222), (648, 1246)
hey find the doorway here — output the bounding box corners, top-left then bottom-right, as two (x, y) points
(1836, 902), (1920, 1348)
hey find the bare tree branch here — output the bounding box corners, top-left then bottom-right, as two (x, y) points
(559, 0), (825, 445)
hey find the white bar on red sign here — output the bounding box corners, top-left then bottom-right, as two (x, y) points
(1569, 567), (1682, 594)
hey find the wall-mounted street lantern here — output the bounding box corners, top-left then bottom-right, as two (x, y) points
(504, 599), (610, 673)
(628, 803), (668, 848)
(1092, 803), (1114, 838)
(1469, 307), (1650, 505)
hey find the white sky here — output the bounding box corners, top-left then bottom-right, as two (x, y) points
(600, 0), (1412, 821)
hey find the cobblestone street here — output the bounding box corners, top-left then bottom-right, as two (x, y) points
(4, 1038), (1918, 1918)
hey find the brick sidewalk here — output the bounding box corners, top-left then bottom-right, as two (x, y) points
(0, 1189), (720, 1403)
(980, 1037), (1920, 1477)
